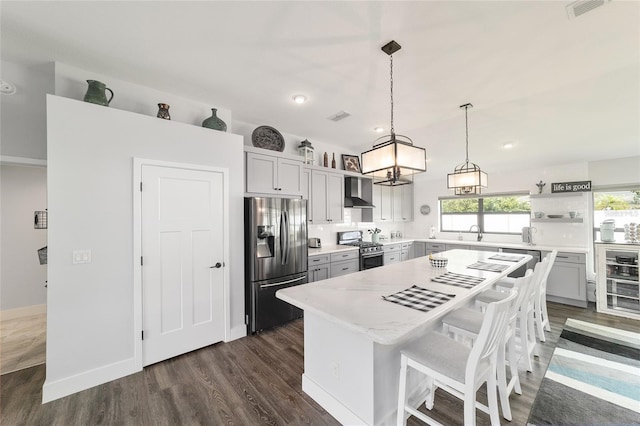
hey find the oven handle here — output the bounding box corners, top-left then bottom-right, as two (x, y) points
(361, 252), (384, 259)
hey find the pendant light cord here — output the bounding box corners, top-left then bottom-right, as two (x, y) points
(390, 54), (394, 137)
(465, 104), (469, 164)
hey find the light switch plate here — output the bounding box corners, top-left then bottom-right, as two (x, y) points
(72, 250), (91, 264)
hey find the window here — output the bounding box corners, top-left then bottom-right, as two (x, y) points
(440, 193), (531, 234)
(593, 188), (640, 243)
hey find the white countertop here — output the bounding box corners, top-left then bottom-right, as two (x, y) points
(279, 249), (530, 345)
(410, 238), (588, 254)
(307, 238), (588, 256)
(308, 245), (359, 256)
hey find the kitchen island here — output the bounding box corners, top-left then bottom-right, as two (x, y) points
(277, 249), (531, 425)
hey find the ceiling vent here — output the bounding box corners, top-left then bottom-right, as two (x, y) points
(566, 0), (611, 19)
(328, 110), (351, 122)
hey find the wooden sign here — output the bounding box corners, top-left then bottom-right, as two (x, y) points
(551, 180), (592, 193)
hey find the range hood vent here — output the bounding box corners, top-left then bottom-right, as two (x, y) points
(344, 177), (374, 208)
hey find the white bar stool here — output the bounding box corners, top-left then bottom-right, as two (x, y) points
(397, 291), (517, 426)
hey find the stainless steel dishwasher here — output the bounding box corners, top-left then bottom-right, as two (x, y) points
(500, 247), (541, 277)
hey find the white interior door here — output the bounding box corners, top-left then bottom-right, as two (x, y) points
(141, 164), (225, 366)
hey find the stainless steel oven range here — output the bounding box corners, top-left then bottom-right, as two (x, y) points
(337, 230), (384, 270)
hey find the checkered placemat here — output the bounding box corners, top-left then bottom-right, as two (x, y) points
(466, 261), (509, 273)
(489, 254), (525, 262)
(382, 285), (455, 312)
(430, 272), (486, 289)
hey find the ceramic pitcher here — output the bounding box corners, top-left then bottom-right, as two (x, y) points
(83, 80), (114, 106)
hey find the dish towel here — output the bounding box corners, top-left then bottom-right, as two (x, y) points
(382, 285), (455, 312)
(489, 254), (525, 262)
(466, 261), (509, 273)
(430, 272), (486, 289)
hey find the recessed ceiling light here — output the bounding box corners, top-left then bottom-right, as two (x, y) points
(292, 94), (307, 104)
(374, 127), (385, 133)
(502, 142), (514, 149)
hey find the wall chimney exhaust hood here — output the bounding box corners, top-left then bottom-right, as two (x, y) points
(344, 177), (374, 208)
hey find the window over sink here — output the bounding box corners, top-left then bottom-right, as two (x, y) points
(439, 192), (531, 235)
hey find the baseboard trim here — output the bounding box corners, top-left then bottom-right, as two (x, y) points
(0, 304), (47, 321)
(226, 324), (247, 342)
(302, 374), (367, 426)
(42, 357), (138, 403)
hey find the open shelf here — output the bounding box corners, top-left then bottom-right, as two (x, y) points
(530, 192), (584, 199)
(531, 218), (583, 223)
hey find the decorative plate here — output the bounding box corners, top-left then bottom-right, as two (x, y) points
(252, 126), (285, 152)
(547, 214), (564, 218)
(420, 205), (431, 215)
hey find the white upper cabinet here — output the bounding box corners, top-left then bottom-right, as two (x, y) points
(373, 183), (413, 222)
(373, 185), (393, 222)
(245, 150), (303, 196)
(310, 169), (344, 224)
(394, 184), (414, 222)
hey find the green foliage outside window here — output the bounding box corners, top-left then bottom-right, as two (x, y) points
(441, 198), (478, 213)
(595, 191), (640, 210)
(484, 196), (531, 212)
(441, 196), (530, 213)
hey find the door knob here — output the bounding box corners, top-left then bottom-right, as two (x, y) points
(210, 262), (222, 269)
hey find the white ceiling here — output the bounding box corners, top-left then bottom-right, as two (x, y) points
(2, 1), (639, 176)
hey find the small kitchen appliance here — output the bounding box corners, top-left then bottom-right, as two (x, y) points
(600, 219), (616, 242)
(308, 237), (321, 248)
(521, 226), (537, 245)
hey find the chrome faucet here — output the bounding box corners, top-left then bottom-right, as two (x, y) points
(469, 225), (483, 241)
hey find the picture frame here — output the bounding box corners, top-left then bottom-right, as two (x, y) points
(342, 154), (362, 173)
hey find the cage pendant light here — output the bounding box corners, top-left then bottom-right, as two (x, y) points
(361, 40), (426, 186)
(447, 103), (488, 195)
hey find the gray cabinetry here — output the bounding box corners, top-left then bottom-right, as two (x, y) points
(545, 251), (587, 307)
(383, 243), (401, 265)
(445, 243), (470, 251)
(393, 185), (414, 222)
(310, 169), (344, 224)
(308, 254), (330, 283)
(413, 241), (427, 258)
(246, 151), (303, 196)
(401, 242), (413, 261)
(425, 242), (445, 254)
(330, 250), (359, 278)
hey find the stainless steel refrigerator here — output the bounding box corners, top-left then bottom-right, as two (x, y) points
(245, 197), (308, 333)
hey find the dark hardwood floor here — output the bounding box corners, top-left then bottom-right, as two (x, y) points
(1, 302), (637, 425)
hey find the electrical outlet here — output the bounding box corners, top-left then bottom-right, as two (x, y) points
(331, 362), (340, 378)
(72, 250), (92, 264)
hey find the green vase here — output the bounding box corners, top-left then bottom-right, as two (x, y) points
(202, 108), (227, 132)
(83, 80), (114, 106)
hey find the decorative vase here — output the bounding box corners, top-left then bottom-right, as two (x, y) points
(323, 152), (328, 167)
(157, 103), (171, 120)
(331, 153), (336, 168)
(372, 233), (379, 243)
(202, 108), (227, 132)
(83, 80), (114, 106)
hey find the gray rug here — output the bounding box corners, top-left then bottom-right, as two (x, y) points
(527, 318), (640, 426)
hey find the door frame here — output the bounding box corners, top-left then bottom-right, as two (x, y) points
(132, 158), (230, 371)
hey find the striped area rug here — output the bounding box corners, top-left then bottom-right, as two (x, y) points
(527, 318), (640, 426)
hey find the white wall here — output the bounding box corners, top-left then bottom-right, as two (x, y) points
(54, 62), (232, 132)
(44, 95), (244, 402)
(0, 165), (48, 311)
(0, 61), (54, 159)
(405, 161), (591, 244)
(589, 156), (640, 187)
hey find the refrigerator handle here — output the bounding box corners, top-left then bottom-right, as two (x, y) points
(260, 275), (306, 288)
(283, 210), (290, 265)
